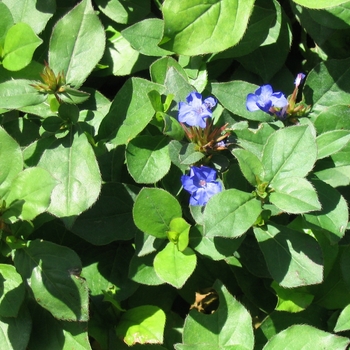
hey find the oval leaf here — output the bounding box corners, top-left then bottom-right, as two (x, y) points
(204, 189), (262, 238)
(232, 148), (265, 186)
(254, 224), (323, 288)
(14, 240), (89, 322)
(2, 167), (57, 222)
(0, 79), (47, 109)
(182, 280), (254, 349)
(38, 133), (102, 228)
(316, 130), (350, 159)
(48, 0), (105, 88)
(161, 0), (255, 55)
(1, 0), (56, 34)
(126, 135), (171, 184)
(0, 127), (23, 196)
(291, 0), (349, 9)
(116, 305), (166, 345)
(269, 177), (321, 214)
(3, 23), (42, 71)
(122, 19), (173, 56)
(154, 243), (196, 288)
(264, 324), (349, 350)
(133, 188), (182, 238)
(0, 307), (31, 350)
(262, 125), (317, 183)
(0, 264), (25, 317)
(71, 183), (139, 245)
(334, 304), (350, 332)
(303, 179), (348, 242)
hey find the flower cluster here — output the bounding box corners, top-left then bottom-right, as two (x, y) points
(178, 92), (226, 205)
(178, 92), (216, 128)
(246, 73), (308, 121)
(178, 91), (229, 152)
(181, 166), (222, 206)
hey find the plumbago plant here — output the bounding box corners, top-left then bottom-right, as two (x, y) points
(0, 0), (350, 349)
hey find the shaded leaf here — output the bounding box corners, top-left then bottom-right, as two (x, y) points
(14, 240), (89, 322)
(254, 224), (323, 288)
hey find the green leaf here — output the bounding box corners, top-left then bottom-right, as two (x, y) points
(160, 0), (255, 55)
(211, 81), (274, 122)
(27, 304), (91, 350)
(303, 179), (348, 242)
(2, 167), (57, 223)
(2, 23), (42, 71)
(168, 217), (191, 252)
(271, 281), (314, 313)
(82, 246), (138, 301)
(71, 183), (139, 245)
(122, 19), (173, 56)
(126, 136), (171, 184)
(236, 0), (292, 81)
(309, 245), (350, 309)
(14, 240), (89, 322)
(59, 87), (90, 105)
(307, 4), (350, 30)
(0, 2), (13, 46)
(304, 58), (350, 117)
(181, 280), (254, 349)
(154, 243), (196, 288)
(232, 148), (265, 186)
(263, 324), (349, 349)
(0, 264), (26, 317)
(291, 0), (349, 9)
(95, 0), (150, 24)
(0, 79), (47, 109)
(98, 78), (165, 145)
(254, 224), (323, 288)
(128, 252), (164, 286)
(177, 142), (205, 166)
(262, 125), (317, 183)
(100, 25), (154, 76)
(314, 105), (350, 134)
(316, 130), (350, 159)
(269, 177), (321, 214)
(1, 0), (56, 34)
(204, 189), (262, 238)
(334, 304), (350, 332)
(48, 0), (105, 88)
(164, 66), (194, 103)
(116, 305), (165, 345)
(150, 57), (187, 85)
(163, 114), (185, 141)
(234, 123), (277, 158)
(133, 188), (182, 238)
(210, 0), (276, 59)
(0, 306), (31, 350)
(38, 132), (102, 228)
(0, 127), (23, 196)
(191, 226), (244, 261)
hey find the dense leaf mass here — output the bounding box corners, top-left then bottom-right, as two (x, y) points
(0, 0), (349, 349)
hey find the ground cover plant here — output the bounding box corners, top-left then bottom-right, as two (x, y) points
(0, 0), (350, 349)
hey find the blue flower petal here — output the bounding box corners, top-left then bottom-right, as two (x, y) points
(182, 166), (222, 206)
(246, 93), (260, 111)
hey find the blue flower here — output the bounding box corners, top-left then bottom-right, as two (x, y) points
(246, 85), (288, 113)
(181, 166), (222, 206)
(178, 92), (217, 128)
